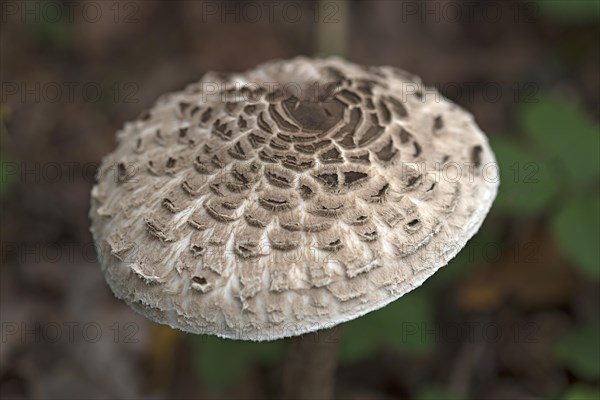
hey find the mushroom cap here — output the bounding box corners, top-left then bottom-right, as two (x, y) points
(90, 57), (498, 340)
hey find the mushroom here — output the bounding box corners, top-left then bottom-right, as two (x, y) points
(90, 57), (498, 397)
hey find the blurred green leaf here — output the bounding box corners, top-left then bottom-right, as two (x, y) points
(551, 194), (600, 279)
(537, 0), (600, 22)
(490, 136), (558, 215)
(340, 290), (434, 363)
(555, 322), (600, 380)
(0, 104), (11, 138)
(417, 386), (462, 400)
(521, 94), (600, 185)
(191, 336), (284, 390)
(562, 384), (600, 400)
(0, 155), (17, 197)
(25, 2), (73, 49)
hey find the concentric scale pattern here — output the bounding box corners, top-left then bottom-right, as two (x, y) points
(90, 57), (498, 340)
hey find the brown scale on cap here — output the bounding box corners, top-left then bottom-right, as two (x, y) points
(90, 57), (498, 340)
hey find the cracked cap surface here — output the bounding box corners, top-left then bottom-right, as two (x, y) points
(90, 57), (499, 340)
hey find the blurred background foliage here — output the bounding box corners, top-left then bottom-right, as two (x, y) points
(1, 0), (598, 399)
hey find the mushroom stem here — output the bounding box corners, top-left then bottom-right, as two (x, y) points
(281, 326), (340, 399)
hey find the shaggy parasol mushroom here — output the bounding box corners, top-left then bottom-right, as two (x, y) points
(90, 57), (498, 397)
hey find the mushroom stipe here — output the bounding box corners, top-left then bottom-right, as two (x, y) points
(90, 57), (499, 341)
